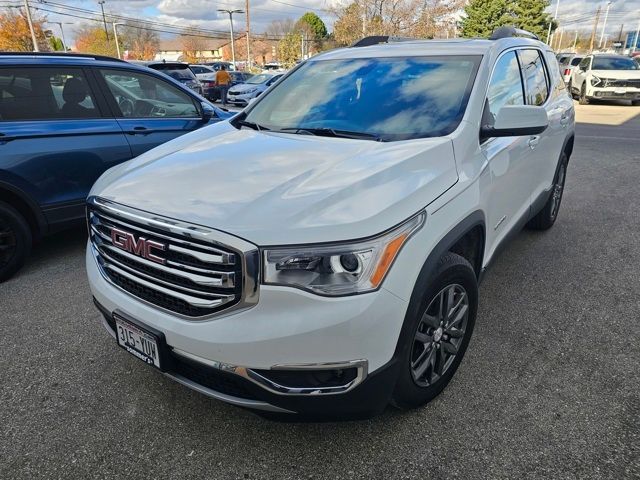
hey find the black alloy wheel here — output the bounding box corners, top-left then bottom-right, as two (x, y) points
(410, 284), (469, 387)
(0, 201), (32, 282)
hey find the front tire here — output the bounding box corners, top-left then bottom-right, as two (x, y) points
(579, 83), (590, 105)
(527, 153), (568, 230)
(0, 201), (32, 282)
(391, 253), (478, 409)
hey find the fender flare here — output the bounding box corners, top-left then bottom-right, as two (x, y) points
(391, 210), (485, 361)
(0, 180), (47, 236)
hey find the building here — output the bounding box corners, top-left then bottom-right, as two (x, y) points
(154, 37), (229, 62)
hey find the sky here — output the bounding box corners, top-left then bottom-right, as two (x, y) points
(20, 0), (640, 46)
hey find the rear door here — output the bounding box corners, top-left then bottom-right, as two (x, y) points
(0, 65), (131, 226)
(95, 68), (208, 157)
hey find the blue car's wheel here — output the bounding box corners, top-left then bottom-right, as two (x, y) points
(0, 201), (32, 282)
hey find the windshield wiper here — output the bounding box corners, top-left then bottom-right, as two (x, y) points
(236, 119), (269, 131)
(276, 127), (383, 141)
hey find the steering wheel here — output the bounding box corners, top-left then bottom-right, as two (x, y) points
(118, 97), (134, 117)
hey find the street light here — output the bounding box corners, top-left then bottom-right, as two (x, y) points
(113, 22), (125, 59)
(218, 9), (244, 66)
(546, 0), (561, 45)
(48, 21), (72, 52)
(598, 1), (613, 49)
(98, 0), (110, 42)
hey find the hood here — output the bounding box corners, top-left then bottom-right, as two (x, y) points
(591, 69), (640, 80)
(91, 122), (458, 245)
(229, 83), (264, 93)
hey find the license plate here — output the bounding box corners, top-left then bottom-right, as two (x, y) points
(114, 315), (161, 369)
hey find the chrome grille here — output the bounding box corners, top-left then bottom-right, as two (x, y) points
(602, 78), (640, 88)
(88, 197), (259, 318)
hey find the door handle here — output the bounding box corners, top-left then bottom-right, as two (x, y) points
(126, 126), (155, 135)
(527, 136), (540, 149)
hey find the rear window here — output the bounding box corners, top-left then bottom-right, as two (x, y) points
(0, 67), (99, 121)
(570, 57), (583, 66)
(151, 65), (197, 80)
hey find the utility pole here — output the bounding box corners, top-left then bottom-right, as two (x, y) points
(113, 22), (124, 59)
(632, 18), (640, 54)
(98, 0), (110, 42)
(557, 29), (564, 50)
(589, 6), (601, 52)
(218, 9), (243, 66)
(598, 1), (612, 48)
(23, 0), (39, 52)
(546, 0), (560, 44)
(573, 30), (578, 50)
(245, 0), (251, 68)
(362, 1), (366, 36)
(49, 22), (71, 52)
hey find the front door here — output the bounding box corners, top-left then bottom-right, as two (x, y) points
(481, 50), (535, 257)
(95, 68), (207, 157)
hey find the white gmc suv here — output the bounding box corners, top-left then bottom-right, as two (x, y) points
(87, 28), (575, 419)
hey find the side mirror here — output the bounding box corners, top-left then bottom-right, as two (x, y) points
(579, 65), (587, 72)
(481, 105), (548, 138)
(201, 101), (216, 121)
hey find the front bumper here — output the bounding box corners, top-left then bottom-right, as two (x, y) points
(87, 244), (408, 416)
(226, 91), (255, 105)
(588, 86), (640, 100)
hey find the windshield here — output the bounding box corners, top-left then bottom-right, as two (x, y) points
(243, 56), (480, 141)
(246, 74), (272, 84)
(592, 57), (639, 70)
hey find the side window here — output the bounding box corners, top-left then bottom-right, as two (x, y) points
(486, 51), (524, 124)
(578, 57), (590, 70)
(519, 49), (549, 106)
(0, 67), (99, 121)
(99, 69), (200, 118)
(544, 51), (565, 91)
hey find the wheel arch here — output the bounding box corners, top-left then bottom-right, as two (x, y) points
(0, 181), (47, 240)
(391, 211), (485, 361)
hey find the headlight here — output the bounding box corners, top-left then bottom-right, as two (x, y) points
(262, 212), (425, 296)
(591, 75), (602, 86)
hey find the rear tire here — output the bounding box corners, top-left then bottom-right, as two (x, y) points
(0, 201), (32, 282)
(527, 153), (568, 230)
(632, 100), (640, 106)
(391, 253), (478, 409)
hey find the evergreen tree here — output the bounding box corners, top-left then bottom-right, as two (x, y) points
(512, 0), (553, 39)
(461, 0), (514, 38)
(296, 12), (328, 39)
(461, 0), (554, 39)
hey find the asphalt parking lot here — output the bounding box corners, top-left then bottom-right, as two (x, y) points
(1, 101), (639, 480)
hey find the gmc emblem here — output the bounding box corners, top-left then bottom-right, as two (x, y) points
(111, 227), (166, 265)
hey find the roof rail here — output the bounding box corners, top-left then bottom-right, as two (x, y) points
(489, 26), (539, 41)
(351, 35), (415, 47)
(0, 52), (126, 63)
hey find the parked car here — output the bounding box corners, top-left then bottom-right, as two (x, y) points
(0, 52), (231, 281)
(227, 73), (283, 106)
(189, 64), (217, 80)
(199, 71), (254, 102)
(87, 27), (575, 418)
(569, 54), (640, 105)
(132, 61), (203, 95)
(559, 54), (583, 84)
(556, 51), (575, 64)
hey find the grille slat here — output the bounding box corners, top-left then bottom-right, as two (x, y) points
(89, 205), (244, 318)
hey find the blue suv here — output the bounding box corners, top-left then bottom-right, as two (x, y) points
(0, 52), (230, 281)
